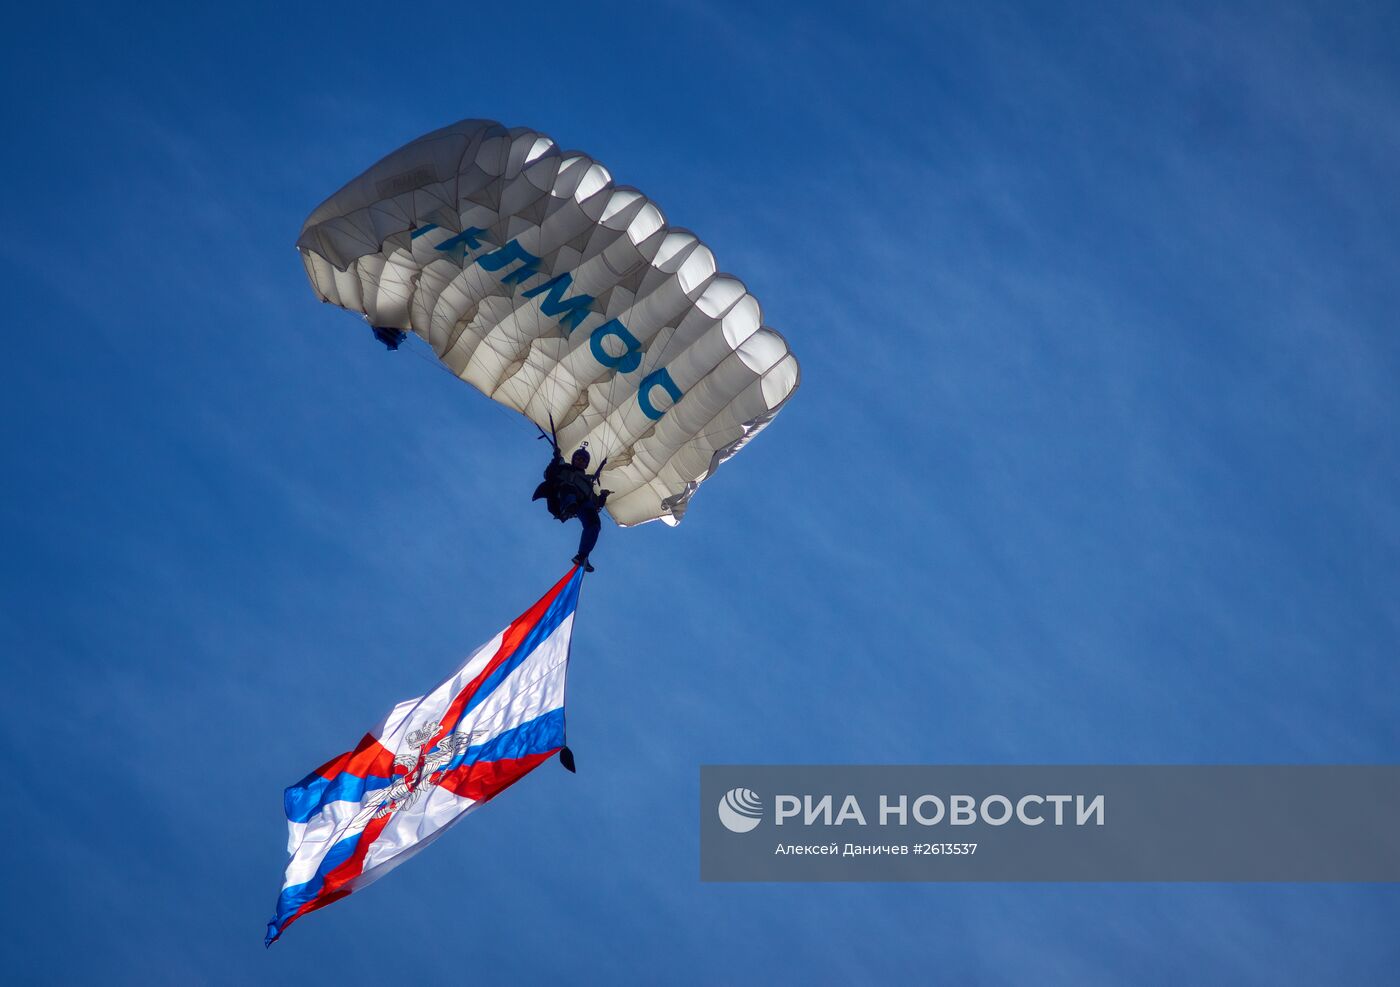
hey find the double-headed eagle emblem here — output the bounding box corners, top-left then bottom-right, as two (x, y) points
(358, 720), (482, 822)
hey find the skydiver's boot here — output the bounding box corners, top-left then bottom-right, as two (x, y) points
(572, 554), (595, 573)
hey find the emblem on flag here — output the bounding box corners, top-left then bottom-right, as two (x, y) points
(266, 566), (584, 945)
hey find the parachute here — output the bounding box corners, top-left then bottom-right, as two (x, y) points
(297, 119), (800, 526)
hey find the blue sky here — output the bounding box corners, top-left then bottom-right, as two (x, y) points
(3, 0), (1398, 981)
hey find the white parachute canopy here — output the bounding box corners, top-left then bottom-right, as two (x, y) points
(297, 119), (800, 526)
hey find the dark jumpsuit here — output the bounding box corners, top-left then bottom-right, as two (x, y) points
(534, 452), (604, 561)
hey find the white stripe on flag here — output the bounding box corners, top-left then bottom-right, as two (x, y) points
(359, 618), (572, 874)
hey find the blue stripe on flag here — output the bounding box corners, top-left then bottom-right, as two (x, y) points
(439, 708), (566, 775)
(280, 570), (580, 827)
(461, 569), (582, 720)
(264, 827), (362, 944)
(284, 772), (395, 825)
(267, 711), (566, 943)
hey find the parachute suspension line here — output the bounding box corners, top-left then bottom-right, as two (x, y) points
(595, 265), (654, 468)
(542, 307), (609, 462)
(403, 336), (466, 385)
(537, 327), (584, 457)
(519, 263), (565, 447)
(599, 362), (622, 467)
(548, 322), (575, 439)
(537, 321), (571, 451)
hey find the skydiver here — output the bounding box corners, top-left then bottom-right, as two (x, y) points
(533, 421), (610, 573)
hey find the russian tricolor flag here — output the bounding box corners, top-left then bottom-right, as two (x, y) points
(266, 566), (584, 945)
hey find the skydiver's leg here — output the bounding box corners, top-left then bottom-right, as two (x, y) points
(574, 508), (601, 566)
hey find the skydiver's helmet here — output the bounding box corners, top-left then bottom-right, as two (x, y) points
(571, 448), (591, 469)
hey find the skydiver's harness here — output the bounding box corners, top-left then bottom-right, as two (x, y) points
(532, 419), (607, 522)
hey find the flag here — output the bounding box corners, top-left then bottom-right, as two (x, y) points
(265, 566), (584, 945)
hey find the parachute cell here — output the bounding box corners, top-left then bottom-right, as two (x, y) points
(297, 119), (799, 526)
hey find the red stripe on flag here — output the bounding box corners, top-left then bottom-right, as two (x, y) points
(428, 567), (578, 749)
(282, 810), (394, 935)
(435, 749), (561, 803)
(312, 732), (398, 781)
